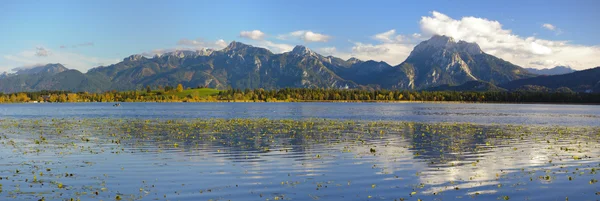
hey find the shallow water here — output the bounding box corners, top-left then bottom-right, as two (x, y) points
(0, 103), (599, 200)
(0, 102), (599, 126)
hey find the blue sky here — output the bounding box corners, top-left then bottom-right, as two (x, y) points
(1, 0), (599, 72)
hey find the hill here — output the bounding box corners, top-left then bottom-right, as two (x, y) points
(499, 67), (600, 92)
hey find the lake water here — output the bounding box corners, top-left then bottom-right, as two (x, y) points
(0, 103), (599, 201)
(0, 102), (599, 126)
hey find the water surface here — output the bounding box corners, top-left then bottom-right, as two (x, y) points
(0, 102), (598, 126)
(0, 103), (599, 200)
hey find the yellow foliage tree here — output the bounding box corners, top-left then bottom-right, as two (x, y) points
(58, 94), (67, 102)
(176, 84), (184, 92)
(67, 93), (78, 102)
(49, 94), (58, 102)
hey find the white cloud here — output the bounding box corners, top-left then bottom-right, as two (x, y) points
(239, 30), (266, 40)
(215, 39), (228, 49)
(542, 23), (556, 31)
(350, 42), (413, 65)
(412, 33), (422, 39)
(316, 40), (413, 65)
(319, 29), (416, 65)
(418, 11), (600, 70)
(278, 30), (331, 43)
(177, 38), (228, 49)
(177, 38), (204, 46)
(373, 29), (408, 43)
(252, 41), (294, 53)
(318, 47), (337, 56)
(35, 47), (50, 57)
(2, 47), (119, 73)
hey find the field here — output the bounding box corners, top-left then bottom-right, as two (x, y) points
(145, 88), (220, 99)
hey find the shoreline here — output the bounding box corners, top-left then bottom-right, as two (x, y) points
(2, 100), (599, 105)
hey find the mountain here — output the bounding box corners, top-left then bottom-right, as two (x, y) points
(425, 80), (507, 92)
(84, 42), (360, 91)
(0, 37), (561, 93)
(0, 64), (110, 93)
(525, 66), (576, 75)
(499, 67), (600, 92)
(376, 35), (534, 89)
(13, 63), (69, 75)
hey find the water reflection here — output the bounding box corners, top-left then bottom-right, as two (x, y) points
(0, 119), (599, 200)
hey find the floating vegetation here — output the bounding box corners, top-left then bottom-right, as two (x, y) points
(0, 118), (599, 200)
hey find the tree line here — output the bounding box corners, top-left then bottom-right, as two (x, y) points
(216, 88), (600, 103)
(0, 88), (598, 104)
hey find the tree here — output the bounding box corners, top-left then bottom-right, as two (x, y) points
(67, 93), (78, 102)
(176, 84), (184, 92)
(146, 86), (152, 93)
(58, 94), (68, 102)
(49, 94), (58, 102)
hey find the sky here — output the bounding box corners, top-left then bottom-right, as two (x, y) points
(1, 0), (599, 73)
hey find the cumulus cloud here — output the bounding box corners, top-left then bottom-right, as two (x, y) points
(373, 29), (408, 43)
(215, 39), (228, 48)
(318, 47), (337, 56)
(350, 42), (413, 65)
(541, 23), (562, 35)
(317, 29), (416, 65)
(177, 38), (203, 46)
(176, 38), (229, 49)
(418, 11), (599, 69)
(278, 30), (331, 43)
(2, 47), (119, 73)
(35, 47), (50, 57)
(412, 33), (422, 39)
(542, 23), (556, 31)
(239, 30), (266, 40)
(252, 41), (294, 53)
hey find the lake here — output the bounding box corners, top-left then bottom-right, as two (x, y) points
(0, 102), (599, 200)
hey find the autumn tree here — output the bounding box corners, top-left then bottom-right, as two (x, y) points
(67, 93), (78, 102)
(176, 84), (184, 92)
(58, 94), (68, 102)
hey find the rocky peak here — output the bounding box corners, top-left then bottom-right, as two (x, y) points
(224, 41), (250, 52)
(410, 35), (482, 58)
(291, 45), (316, 57)
(162, 50), (199, 58)
(347, 57), (363, 64)
(456, 41), (483, 55)
(12, 63), (68, 75)
(124, 54), (144, 62)
(426, 35), (455, 48)
(196, 48), (214, 56)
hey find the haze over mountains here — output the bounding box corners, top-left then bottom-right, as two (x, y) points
(0, 35), (598, 93)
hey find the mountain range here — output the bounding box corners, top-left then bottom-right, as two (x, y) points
(525, 66), (576, 75)
(0, 35), (597, 93)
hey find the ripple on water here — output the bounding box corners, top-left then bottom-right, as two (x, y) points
(0, 118), (599, 200)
